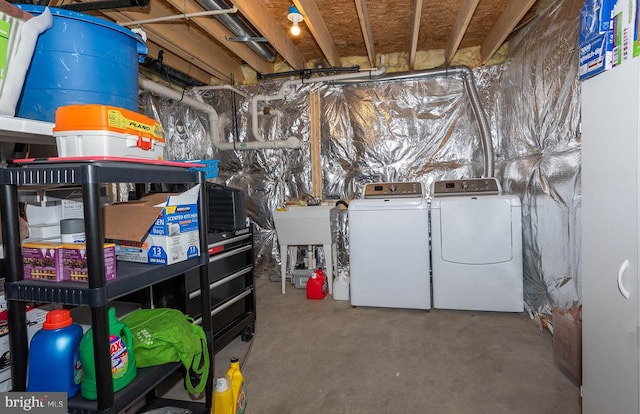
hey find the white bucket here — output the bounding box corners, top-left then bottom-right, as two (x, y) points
(333, 270), (350, 301)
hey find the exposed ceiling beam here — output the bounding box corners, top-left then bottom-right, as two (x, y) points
(163, 0), (274, 75)
(293, 0), (341, 67)
(354, 0), (376, 68)
(144, 42), (212, 85)
(445, 0), (480, 64)
(101, 4), (245, 83)
(230, 0), (306, 70)
(408, 0), (424, 70)
(481, 0), (536, 64)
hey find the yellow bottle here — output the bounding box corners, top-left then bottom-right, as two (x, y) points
(212, 377), (234, 414)
(226, 357), (247, 414)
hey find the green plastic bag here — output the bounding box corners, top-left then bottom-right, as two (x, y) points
(121, 308), (209, 394)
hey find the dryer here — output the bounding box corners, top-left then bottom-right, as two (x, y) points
(349, 182), (431, 310)
(430, 178), (524, 312)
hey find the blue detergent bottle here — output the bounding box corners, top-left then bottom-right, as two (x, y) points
(27, 309), (83, 397)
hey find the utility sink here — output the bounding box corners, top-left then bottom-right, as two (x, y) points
(273, 205), (337, 245)
(273, 205), (338, 294)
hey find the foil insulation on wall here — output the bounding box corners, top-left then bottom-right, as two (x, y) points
(140, 0), (580, 315)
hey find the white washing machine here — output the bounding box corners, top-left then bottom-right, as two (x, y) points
(349, 182), (431, 310)
(430, 178), (524, 312)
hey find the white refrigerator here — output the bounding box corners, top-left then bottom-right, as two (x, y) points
(581, 58), (640, 413)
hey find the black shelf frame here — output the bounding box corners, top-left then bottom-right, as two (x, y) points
(0, 161), (213, 414)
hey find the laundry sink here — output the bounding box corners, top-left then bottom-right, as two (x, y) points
(273, 205), (337, 245)
(272, 204), (339, 294)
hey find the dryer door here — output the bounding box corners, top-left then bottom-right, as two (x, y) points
(439, 196), (513, 264)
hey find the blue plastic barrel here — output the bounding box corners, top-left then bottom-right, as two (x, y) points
(15, 5), (147, 122)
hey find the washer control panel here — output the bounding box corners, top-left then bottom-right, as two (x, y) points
(363, 182), (424, 198)
(432, 178), (501, 197)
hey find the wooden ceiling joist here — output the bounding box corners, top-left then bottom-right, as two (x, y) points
(481, 0), (537, 64)
(230, 0), (306, 70)
(44, 0), (541, 85)
(354, 0), (376, 68)
(445, 0), (480, 64)
(408, 0), (424, 70)
(293, 0), (341, 67)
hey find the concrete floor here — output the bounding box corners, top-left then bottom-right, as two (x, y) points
(160, 278), (581, 414)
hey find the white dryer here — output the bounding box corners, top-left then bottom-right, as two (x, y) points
(349, 182), (431, 310)
(430, 178), (524, 312)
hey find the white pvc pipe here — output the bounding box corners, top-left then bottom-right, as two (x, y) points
(138, 77), (301, 150)
(139, 68), (385, 151)
(250, 67), (386, 142)
(191, 84), (249, 98)
(120, 7), (237, 27)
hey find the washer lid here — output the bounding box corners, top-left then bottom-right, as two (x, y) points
(439, 197), (514, 264)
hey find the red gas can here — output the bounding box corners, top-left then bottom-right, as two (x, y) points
(306, 268), (328, 300)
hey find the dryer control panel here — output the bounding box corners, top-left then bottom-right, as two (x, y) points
(432, 178), (501, 197)
(363, 182), (424, 198)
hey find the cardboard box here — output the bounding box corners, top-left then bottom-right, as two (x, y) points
(580, 0), (617, 80)
(611, 0), (637, 66)
(103, 185), (201, 265)
(0, 304), (55, 388)
(53, 104), (165, 160)
(22, 241), (64, 281)
(552, 306), (582, 385)
(61, 243), (117, 282)
(580, 0), (637, 80)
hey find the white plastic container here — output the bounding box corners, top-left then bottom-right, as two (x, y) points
(53, 104), (165, 160)
(60, 218), (85, 243)
(333, 270), (350, 301)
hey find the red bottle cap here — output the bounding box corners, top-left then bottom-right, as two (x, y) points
(43, 309), (73, 330)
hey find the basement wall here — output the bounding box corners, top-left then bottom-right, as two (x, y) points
(140, 0), (581, 315)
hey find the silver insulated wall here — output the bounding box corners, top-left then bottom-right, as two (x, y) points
(140, 0), (581, 316)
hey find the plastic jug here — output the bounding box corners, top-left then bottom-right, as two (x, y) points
(27, 309), (83, 397)
(333, 269), (350, 301)
(226, 357), (247, 413)
(212, 376), (234, 414)
(79, 307), (137, 400)
(306, 268), (328, 300)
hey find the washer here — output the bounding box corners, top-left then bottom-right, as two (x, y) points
(430, 178), (524, 312)
(348, 182), (430, 310)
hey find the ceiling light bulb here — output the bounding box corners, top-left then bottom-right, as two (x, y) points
(291, 20), (301, 36)
(287, 5), (304, 37)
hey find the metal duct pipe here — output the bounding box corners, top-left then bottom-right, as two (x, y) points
(195, 0), (277, 63)
(336, 66), (494, 178)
